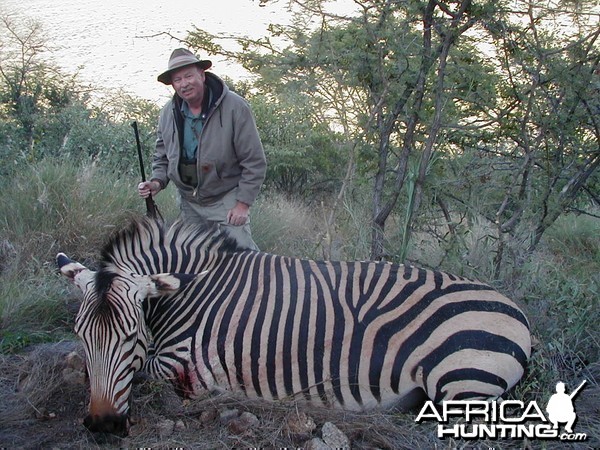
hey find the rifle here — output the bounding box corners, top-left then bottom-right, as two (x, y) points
(132, 121), (161, 220)
(569, 380), (587, 400)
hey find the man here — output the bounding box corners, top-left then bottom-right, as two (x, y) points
(546, 381), (578, 433)
(138, 48), (266, 250)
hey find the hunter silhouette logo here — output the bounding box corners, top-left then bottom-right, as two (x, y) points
(415, 379), (588, 442)
(546, 380), (586, 434)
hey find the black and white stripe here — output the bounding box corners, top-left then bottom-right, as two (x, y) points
(102, 219), (530, 409)
(60, 217), (531, 432)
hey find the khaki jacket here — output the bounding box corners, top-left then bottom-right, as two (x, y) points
(151, 73), (266, 206)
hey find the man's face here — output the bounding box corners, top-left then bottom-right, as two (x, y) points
(171, 65), (205, 105)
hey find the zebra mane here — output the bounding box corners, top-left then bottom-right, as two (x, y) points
(98, 217), (242, 277)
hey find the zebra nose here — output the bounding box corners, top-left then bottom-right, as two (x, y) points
(83, 413), (129, 436)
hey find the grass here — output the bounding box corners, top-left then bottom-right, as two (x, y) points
(0, 267), (74, 353)
(0, 160), (598, 449)
(522, 212), (599, 342)
(251, 191), (323, 258)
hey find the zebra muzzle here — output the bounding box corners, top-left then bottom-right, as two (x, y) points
(83, 412), (129, 436)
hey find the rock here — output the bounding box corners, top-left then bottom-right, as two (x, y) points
(128, 418), (147, 437)
(34, 407), (49, 420)
(156, 418), (175, 437)
(63, 350), (86, 385)
(219, 408), (239, 425)
(128, 424), (143, 437)
(321, 421), (350, 449)
(34, 406), (57, 421)
(199, 408), (219, 424)
(62, 367), (86, 385)
(304, 437), (330, 450)
(286, 411), (317, 440)
(227, 411), (259, 435)
(174, 419), (186, 431)
(65, 351), (85, 372)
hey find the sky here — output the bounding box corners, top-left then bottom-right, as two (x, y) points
(1, 0), (357, 104)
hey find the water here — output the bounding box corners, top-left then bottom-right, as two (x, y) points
(0, 0), (296, 104)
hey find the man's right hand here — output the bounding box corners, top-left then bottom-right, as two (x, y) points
(138, 180), (162, 198)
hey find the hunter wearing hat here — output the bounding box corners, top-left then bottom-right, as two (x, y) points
(138, 48), (266, 250)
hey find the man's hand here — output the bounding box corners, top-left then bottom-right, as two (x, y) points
(227, 201), (250, 226)
(138, 180), (162, 198)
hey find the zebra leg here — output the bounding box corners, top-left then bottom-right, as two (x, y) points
(143, 351), (201, 399)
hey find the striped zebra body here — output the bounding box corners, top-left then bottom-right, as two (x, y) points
(57, 218), (531, 434)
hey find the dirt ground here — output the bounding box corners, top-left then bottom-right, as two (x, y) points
(0, 341), (598, 449)
(0, 341), (431, 449)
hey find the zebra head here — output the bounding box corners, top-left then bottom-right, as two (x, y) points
(56, 252), (188, 435)
(55, 218), (231, 434)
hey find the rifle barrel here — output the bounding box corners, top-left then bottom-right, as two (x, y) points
(569, 380), (587, 399)
(131, 120), (159, 219)
(132, 121), (147, 182)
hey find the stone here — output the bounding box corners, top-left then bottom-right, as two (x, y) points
(321, 421), (350, 449)
(65, 351), (85, 372)
(286, 411), (317, 440)
(199, 408), (219, 424)
(304, 437), (330, 450)
(219, 408), (239, 425)
(227, 411), (259, 435)
(174, 419), (186, 430)
(62, 367), (86, 385)
(156, 418), (175, 437)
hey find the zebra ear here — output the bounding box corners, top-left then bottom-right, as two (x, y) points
(57, 253), (88, 280)
(56, 253), (96, 293)
(147, 271), (208, 297)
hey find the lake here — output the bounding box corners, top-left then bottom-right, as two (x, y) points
(0, 0), (298, 104)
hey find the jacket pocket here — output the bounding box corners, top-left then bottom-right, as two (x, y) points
(198, 159), (221, 185)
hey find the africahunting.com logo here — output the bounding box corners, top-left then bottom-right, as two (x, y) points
(415, 380), (588, 442)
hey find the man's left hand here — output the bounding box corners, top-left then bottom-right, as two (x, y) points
(227, 201), (250, 226)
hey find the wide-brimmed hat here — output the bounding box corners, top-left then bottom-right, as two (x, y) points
(157, 48), (212, 85)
